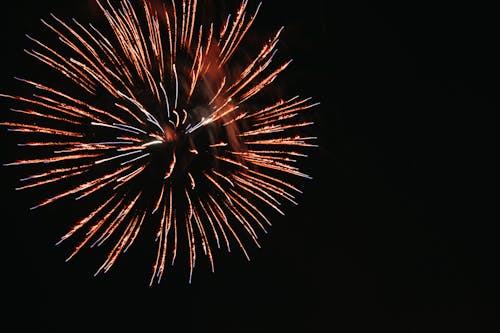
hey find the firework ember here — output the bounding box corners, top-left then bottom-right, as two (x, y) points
(2, 0), (319, 284)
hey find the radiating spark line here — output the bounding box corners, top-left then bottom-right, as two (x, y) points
(211, 169), (234, 187)
(214, 155), (249, 169)
(241, 122), (314, 137)
(184, 116), (206, 134)
(233, 173), (281, 206)
(173, 63), (179, 109)
(204, 197), (230, 251)
(116, 136), (144, 143)
(237, 153), (300, 171)
(65, 199), (127, 262)
(187, 27), (204, 102)
(188, 172), (196, 189)
(117, 91), (165, 134)
(192, 203), (214, 273)
(172, 109), (181, 128)
(247, 158), (312, 179)
(209, 105), (240, 124)
(180, 0), (187, 48)
(13, 77), (95, 114)
(184, 188), (196, 283)
(164, 151), (176, 179)
(168, 0), (178, 63)
(159, 82), (171, 118)
(223, 112), (247, 127)
(1, 94), (92, 121)
(238, 171), (298, 205)
(88, 22), (136, 86)
(187, 0), (197, 50)
(208, 194), (250, 260)
(114, 122), (149, 135)
(24, 34), (97, 93)
(9, 107), (80, 125)
(227, 191), (268, 234)
(240, 60), (292, 103)
(234, 180), (285, 216)
(120, 152), (150, 166)
(30, 165), (132, 210)
(221, 198), (261, 249)
(170, 188), (178, 266)
(53, 142), (127, 154)
(224, 27), (282, 95)
(220, 2), (262, 67)
(198, 200), (221, 249)
(254, 101), (320, 123)
(4, 154), (100, 167)
(208, 76), (226, 106)
(114, 103), (145, 125)
(115, 164), (148, 187)
(17, 141), (83, 147)
(219, 0), (247, 62)
(49, 14), (121, 98)
(124, 211), (147, 252)
(153, 204), (169, 283)
(247, 149), (308, 158)
(95, 194), (144, 275)
(244, 136), (319, 148)
(219, 13), (231, 41)
(203, 171), (233, 204)
(16, 168), (89, 191)
(247, 95), (302, 119)
(57, 194), (118, 246)
(93, 192), (142, 249)
(143, 1), (159, 68)
(69, 197), (127, 259)
(94, 150), (143, 165)
(229, 188), (272, 226)
(152, 183), (165, 215)
(181, 109), (188, 125)
(142, 140), (164, 147)
(91, 121), (141, 135)
(78, 165), (141, 199)
(252, 113), (299, 128)
(69, 58), (121, 99)
(20, 164), (92, 183)
(122, 0), (151, 71)
(209, 142), (228, 148)
(202, 23), (214, 73)
(71, 18), (135, 95)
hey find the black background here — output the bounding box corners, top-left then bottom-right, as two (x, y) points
(1, 1), (498, 332)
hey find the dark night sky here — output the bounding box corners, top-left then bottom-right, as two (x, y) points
(1, 1), (498, 332)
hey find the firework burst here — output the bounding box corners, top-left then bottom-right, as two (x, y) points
(2, 0), (319, 284)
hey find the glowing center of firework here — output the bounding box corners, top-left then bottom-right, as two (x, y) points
(156, 118), (210, 184)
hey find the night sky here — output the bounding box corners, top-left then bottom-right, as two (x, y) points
(1, 1), (498, 332)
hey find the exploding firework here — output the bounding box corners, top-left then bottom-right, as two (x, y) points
(2, 0), (319, 284)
